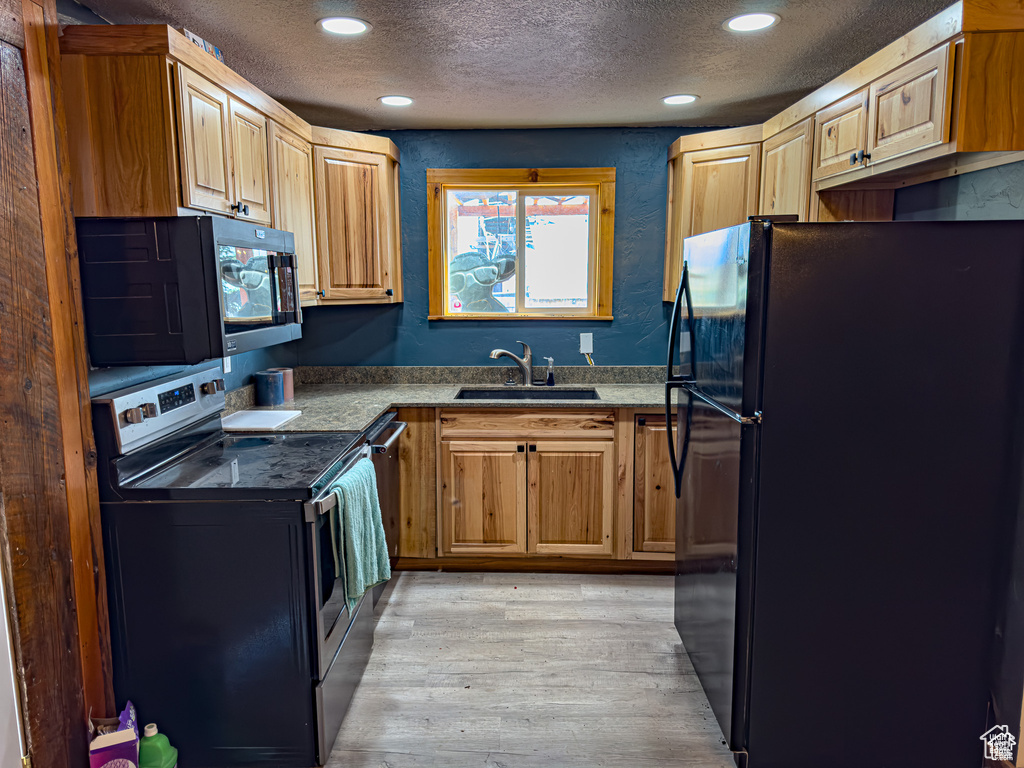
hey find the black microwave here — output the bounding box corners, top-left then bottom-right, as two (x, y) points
(77, 216), (302, 366)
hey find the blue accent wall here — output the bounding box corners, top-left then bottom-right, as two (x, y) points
(294, 126), (698, 367)
(894, 159), (1024, 221)
(88, 345), (298, 397)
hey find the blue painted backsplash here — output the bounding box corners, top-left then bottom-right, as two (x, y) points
(293, 126), (698, 367)
(894, 159), (1024, 221)
(88, 345), (298, 397)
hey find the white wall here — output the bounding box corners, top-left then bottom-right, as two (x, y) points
(0, 571), (24, 768)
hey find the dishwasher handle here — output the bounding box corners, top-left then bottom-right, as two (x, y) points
(370, 421), (407, 454)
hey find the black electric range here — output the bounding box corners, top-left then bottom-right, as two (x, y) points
(91, 367), (394, 766)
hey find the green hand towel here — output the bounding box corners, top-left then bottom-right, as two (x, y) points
(326, 457), (391, 611)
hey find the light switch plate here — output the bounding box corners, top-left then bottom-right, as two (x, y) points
(579, 333), (593, 354)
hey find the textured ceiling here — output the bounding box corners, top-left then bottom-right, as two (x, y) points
(71, 0), (953, 131)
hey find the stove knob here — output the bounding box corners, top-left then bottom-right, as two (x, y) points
(201, 378), (226, 395)
(141, 402), (158, 418)
(123, 407), (145, 424)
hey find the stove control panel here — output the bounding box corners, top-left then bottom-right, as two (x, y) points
(158, 383), (196, 413)
(93, 364), (226, 454)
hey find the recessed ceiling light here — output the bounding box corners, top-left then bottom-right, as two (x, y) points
(724, 12), (779, 32)
(379, 95), (413, 107)
(317, 17), (372, 35)
(663, 94), (698, 105)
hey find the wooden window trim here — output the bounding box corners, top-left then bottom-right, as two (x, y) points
(427, 168), (615, 320)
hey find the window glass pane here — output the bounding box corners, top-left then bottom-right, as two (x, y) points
(446, 189), (517, 313)
(523, 194), (590, 309)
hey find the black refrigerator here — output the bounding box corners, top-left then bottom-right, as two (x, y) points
(666, 219), (1024, 768)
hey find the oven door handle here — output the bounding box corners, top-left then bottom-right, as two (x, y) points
(371, 421), (407, 454)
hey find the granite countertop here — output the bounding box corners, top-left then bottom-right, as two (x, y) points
(263, 382), (666, 434)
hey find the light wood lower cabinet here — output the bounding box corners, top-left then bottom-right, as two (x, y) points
(438, 410), (615, 558)
(633, 415), (676, 554)
(440, 440), (527, 555)
(528, 441), (614, 556)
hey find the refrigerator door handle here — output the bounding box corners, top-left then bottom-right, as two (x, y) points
(665, 382), (693, 498)
(666, 262), (696, 385)
(683, 383), (763, 426)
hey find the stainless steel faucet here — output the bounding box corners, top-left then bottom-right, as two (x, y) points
(490, 341), (533, 386)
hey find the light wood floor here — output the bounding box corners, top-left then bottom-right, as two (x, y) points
(328, 571), (734, 768)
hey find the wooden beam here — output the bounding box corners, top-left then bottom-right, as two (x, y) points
(21, 0), (113, 718)
(0, 36), (88, 768)
(0, 0), (21, 48)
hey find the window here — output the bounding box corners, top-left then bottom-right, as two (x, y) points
(427, 168), (615, 319)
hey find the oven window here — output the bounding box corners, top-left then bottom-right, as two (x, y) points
(219, 246), (276, 324)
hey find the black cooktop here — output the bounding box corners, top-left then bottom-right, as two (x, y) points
(124, 431), (363, 496)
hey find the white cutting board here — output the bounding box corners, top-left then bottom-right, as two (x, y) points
(222, 409), (302, 431)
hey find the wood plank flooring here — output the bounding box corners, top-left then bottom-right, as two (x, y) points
(328, 572), (734, 768)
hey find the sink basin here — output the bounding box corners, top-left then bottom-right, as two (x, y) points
(455, 387), (600, 401)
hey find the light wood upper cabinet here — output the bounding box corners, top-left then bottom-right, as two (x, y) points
(313, 145), (396, 303)
(867, 42), (955, 165)
(440, 440), (527, 556)
(269, 123), (318, 304)
(812, 89), (870, 180)
(228, 98), (272, 224)
(681, 145), (761, 237)
(760, 118), (813, 220)
(663, 126), (762, 301)
(175, 64), (233, 215)
(633, 415), (675, 555)
(528, 441), (614, 556)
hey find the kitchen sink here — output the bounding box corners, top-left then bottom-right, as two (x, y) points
(455, 387), (600, 400)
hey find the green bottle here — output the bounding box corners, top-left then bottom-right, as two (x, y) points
(138, 723), (178, 768)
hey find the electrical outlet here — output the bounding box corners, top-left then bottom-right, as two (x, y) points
(223, 356), (232, 374)
(579, 333), (593, 354)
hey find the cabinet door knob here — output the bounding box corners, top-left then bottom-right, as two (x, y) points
(517, 445), (525, 453)
(638, 417), (646, 426)
(385, 288), (394, 297)
(528, 444), (537, 452)
(318, 289), (326, 298)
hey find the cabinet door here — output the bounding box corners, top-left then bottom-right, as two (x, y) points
(175, 65), (233, 214)
(759, 118), (813, 220)
(440, 440), (527, 555)
(269, 123), (318, 304)
(633, 416), (675, 554)
(528, 441), (614, 556)
(812, 89), (869, 180)
(313, 146), (394, 302)
(867, 43), (954, 165)
(228, 99), (272, 224)
(679, 144), (761, 240)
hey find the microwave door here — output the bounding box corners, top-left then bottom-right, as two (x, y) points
(219, 245), (275, 325)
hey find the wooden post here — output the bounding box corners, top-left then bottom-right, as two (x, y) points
(0, 21), (89, 768)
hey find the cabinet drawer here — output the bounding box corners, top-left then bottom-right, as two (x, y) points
(438, 409), (615, 439)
